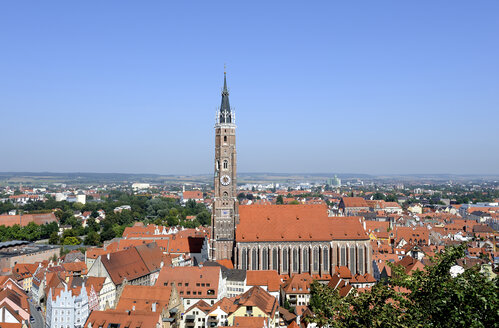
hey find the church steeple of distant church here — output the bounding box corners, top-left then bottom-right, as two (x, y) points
(219, 70), (232, 124)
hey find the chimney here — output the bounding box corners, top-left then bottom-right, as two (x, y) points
(363, 220), (366, 231)
(152, 302), (157, 312)
(160, 261), (164, 269)
(107, 253), (110, 260)
(132, 305), (135, 311)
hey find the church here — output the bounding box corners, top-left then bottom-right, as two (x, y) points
(210, 72), (372, 276)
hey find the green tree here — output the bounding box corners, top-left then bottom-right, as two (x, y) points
(49, 231), (60, 245)
(276, 195), (284, 205)
(308, 243), (499, 328)
(84, 230), (101, 246)
(62, 236), (80, 246)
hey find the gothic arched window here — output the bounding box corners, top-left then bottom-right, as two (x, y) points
(272, 248), (278, 271)
(323, 247), (329, 271)
(251, 248), (258, 270)
(282, 248), (289, 273)
(358, 246), (365, 274)
(350, 246), (357, 274)
(241, 248), (248, 270)
(313, 247), (319, 272)
(292, 248), (299, 273)
(302, 248), (309, 272)
(262, 248), (269, 270)
(224, 135), (227, 143)
(340, 246), (346, 267)
(223, 160), (228, 170)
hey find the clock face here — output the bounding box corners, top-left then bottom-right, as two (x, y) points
(220, 175), (231, 186)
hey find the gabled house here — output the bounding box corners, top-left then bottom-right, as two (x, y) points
(87, 245), (161, 309)
(280, 273), (313, 308)
(155, 266), (225, 308)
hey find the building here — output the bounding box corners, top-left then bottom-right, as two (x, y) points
(0, 278), (31, 325)
(227, 286), (279, 328)
(280, 273), (313, 308)
(155, 266), (225, 308)
(211, 71), (239, 261)
(235, 205), (372, 276)
(86, 244), (163, 309)
(0, 213), (58, 227)
(46, 283), (89, 328)
(0, 241), (60, 274)
(85, 310), (161, 328)
(115, 285), (182, 327)
(339, 197), (369, 215)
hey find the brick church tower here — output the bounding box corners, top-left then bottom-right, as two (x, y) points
(211, 70), (239, 261)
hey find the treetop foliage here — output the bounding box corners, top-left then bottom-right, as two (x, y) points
(309, 243), (498, 328)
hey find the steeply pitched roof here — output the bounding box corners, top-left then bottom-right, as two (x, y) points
(100, 247), (150, 285)
(246, 270), (281, 292)
(341, 197), (368, 208)
(237, 205), (368, 242)
(233, 316), (266, 328)
(116, 285), (172, 312)
(281, 273), (312, 294)
(85, 309), (160, 327)
(155, 266), (220, 299)
(234, 286), (278, 316)
(135, 243), (163, 272)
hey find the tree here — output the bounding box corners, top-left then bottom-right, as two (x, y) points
(308, 243), (498, 328)
(62, 236), (80, 246)
(276, 195), (284, 205)
(84, 230), (101, 246)
(49, 231), (60, 245)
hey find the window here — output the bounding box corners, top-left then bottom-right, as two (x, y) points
(241, 248), (248, 270)
(283, 248), (289, 273)
(350, 246), (357, 274)
(223, 160), (228, 170)
(262, 248), (269, 270)
(272, 248), (278, 271)
(251, 248), (258, 270)
(340, 247), (346, 267)
(323, 247), (329, 271)
(302, 248), (309, 272)
(359, 247), (365, 274)
(292, 248), (298, 272)
(224, 136), (227, 142)
(313, 247), (319, 272)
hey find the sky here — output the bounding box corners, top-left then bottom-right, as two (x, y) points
(0, 1), (498, 175)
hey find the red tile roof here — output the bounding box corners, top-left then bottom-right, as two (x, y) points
(155, 266), (220, 299)
(246, 270), (281, 292)
(233, 316), (267, 328)
(281, 273), (312, 294)
(0, 213), (57, 227)
(237, 205), (368, 242)
(100, 248), (151, 285)
(116, 285), (172, 312)
(341, 197), (368, 208)
(85, 309), (160, 327)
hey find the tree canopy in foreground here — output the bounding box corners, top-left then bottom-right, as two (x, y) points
(309, 243), (498, 328)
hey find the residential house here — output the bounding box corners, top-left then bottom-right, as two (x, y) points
(155, 266), (225, 308)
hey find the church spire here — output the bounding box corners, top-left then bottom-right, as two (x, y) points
(219, 69), (232, 124)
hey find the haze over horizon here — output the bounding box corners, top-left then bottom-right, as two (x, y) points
(1, 1), (498, 175)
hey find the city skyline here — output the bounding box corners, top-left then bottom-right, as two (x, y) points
(1, 1), (498, 175)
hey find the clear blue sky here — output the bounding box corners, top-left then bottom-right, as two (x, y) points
(1, 1), (498, 175)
